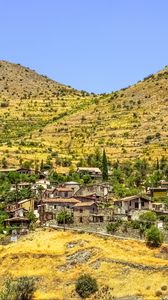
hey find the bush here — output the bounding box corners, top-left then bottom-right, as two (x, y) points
(145, 226), (163, 248)
(106, 220), (122, 233)
(14, 276), (36, 300)
(139, 211), (157, 223)
(75, 274), (98, 298)
(0, 276), (36, 300)
(131, 220), (141, 229)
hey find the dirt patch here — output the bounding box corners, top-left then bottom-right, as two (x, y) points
(59, 247), (100, 271)
(65, 239), (88, 248)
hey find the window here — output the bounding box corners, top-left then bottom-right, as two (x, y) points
(100, 216), (103, 222)
(54, 205), (57, 209)
(135, 202), (139, 209)
(80, 209), (83, 213)
(80, 217), (83, 223)
(141, 201), (144, 207)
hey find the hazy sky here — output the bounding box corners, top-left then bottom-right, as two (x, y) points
(0, 0), (168, 93)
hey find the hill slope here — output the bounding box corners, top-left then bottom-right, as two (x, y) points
(0, 60), (79, 99)
(0, 61), (168, 166)
(0, 229), (168, 299)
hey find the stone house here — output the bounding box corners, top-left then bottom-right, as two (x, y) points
(74, 194), (100, 203)
(77, 167), (102, 179)
(62, 181), (80, 194)
(34, 179), (51, 190)
(42, 197), (80, 212)
(73, 201), (112, 225)
(5, 198), (34, 213)
(39, 198), (80, 224)
(10, 182), (31, 191)
(160, 181), (168, 189)
(18, 198), (34, 212)
(151, 202), (166, 212)
(43, 188), (55, 199)
(43, 187), (74, 199)
(53, 187), (74, 198)
(114, 195), (151, 220)
(74, 183), (112, 201)
(73, 201), (99, 224)
(148, 187), (168, 199)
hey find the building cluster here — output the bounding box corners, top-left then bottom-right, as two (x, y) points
(2, 167), (168, 230)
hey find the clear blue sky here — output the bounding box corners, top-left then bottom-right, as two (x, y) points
(0, 0), (168, 93)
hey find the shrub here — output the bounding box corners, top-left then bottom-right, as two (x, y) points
(106, 220), (121, 233)
(0, 276), (36, 300)
(155, 290), (162, 297)
(75, 274), (98, 298)
(14, 276), (36, 300)
(139, 211), (157, 223)
(145, 226), (163, 248)
(131, 220), (141, 229)
(0, 101), (9, 108)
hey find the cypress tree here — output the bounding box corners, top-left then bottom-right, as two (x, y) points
(102, 148), (108, 181)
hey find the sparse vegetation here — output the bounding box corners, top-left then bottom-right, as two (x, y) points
(0, 61), (168, 166)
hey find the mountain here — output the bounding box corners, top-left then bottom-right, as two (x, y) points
(0, 60), (168, 167)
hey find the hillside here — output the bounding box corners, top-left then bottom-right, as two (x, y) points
(0, 60), (79, 100)
(0, 229), (168, 299)
(0, 61), (168, 167)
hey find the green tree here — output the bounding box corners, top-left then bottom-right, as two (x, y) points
(57, 210), (73, 225)
(102, 148), (108, 181)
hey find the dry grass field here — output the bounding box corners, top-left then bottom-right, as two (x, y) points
(0, 228), (168, 299)
(0, 61), (168, 166)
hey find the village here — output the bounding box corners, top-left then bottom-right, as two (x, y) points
(0, 163), (168, 243)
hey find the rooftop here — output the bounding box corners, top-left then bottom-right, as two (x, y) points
(114, 195), (150, 202)
(4, 217), (29, 222)
(56, 187), (73, 192)
(43, 198), (80, 204)
(77, 167), (102, 173)
(64, 181), (80, 185)
(18, 199), (33, 204)
(74, 201), (95, 207)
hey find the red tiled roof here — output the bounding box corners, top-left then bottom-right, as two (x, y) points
(73, 201), (95, 207)
(43, 198), (80, 204)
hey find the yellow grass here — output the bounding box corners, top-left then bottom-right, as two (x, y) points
(0, 228), (168, 299)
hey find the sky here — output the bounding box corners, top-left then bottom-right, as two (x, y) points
(0, 0), (168, 93)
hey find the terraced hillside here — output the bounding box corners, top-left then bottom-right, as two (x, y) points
(0, 229), (168, 299)
(0, 61), (168, 166)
